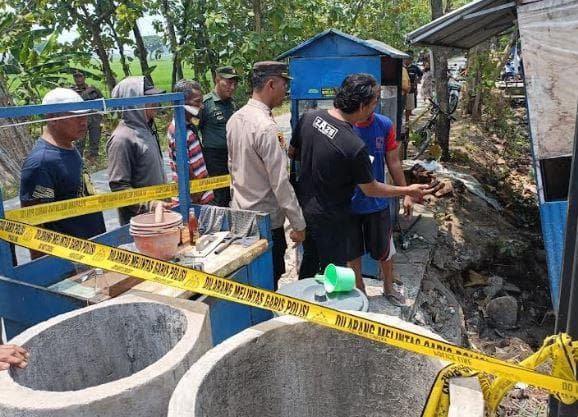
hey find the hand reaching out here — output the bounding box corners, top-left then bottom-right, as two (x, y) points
(0, 345), (28, 370)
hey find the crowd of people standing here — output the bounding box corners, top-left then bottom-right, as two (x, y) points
(16, 60), (438, 299)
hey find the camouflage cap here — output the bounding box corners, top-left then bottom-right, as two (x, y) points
(216, 66), (240, 79)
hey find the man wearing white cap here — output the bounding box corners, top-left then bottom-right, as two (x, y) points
(20, 88), (106, 259)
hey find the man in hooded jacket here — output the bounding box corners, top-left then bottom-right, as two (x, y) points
(107, 76), (167, 225)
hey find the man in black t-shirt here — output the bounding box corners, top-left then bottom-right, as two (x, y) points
(290, 74), (434, 279)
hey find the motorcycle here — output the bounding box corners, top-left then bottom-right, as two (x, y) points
(447, 78), (461, 114)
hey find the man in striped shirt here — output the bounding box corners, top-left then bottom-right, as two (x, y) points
(168, 79), (214, 204)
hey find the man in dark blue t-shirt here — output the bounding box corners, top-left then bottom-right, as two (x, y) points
(349, 112), (413, 303)
(20, 88), (106, 259)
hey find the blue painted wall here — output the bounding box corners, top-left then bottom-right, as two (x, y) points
(539, 200), (568, 309)
(289, 57), (381, 100)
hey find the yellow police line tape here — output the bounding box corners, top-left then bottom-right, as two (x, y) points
(424, 334), (576, 416)
(4, 175), (231, 226)
(0, 218), (576, 416)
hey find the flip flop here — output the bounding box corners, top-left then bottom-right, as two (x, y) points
(383, 290), (406, 307)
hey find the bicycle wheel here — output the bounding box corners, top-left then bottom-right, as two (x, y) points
(413, 129), (432, 160)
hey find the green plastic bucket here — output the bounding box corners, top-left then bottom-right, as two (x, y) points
(323, 264), (355, 293)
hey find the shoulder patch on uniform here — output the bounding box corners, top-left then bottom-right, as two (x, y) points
(276, 131), (288, 152)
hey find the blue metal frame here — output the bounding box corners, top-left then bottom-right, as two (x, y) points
(0, 93), (191, 224)
(0, 93), (191, 338)
(0, 93), (273, 340)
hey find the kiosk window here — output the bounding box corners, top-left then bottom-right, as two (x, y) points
(541, 157), (571, 201)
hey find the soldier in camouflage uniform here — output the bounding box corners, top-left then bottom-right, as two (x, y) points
(72, 70), (104, 162)
(200, 66), (240, 207)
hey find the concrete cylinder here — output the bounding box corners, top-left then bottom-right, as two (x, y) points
(0, 292), (212, 417)
(169, 313), (481, 417)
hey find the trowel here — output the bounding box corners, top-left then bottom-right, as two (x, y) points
(184, 231), (229, 258)
(214, 233), (243, 255)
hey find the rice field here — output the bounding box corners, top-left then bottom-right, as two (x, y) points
(76, 58), (200, 94)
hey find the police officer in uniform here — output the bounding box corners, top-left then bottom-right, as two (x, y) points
(227, 61), (306, 289)
(200, 66), (240, 207)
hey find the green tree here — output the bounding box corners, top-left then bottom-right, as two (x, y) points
(114, 0), (153, 81)
(105, 12), (134, 77)
(44, 0), (118, 92)
(0, 6), (39, 187)
(142, 35), (166, 60)
(0, 2), (91, 102)
(3, 31), (91, 101)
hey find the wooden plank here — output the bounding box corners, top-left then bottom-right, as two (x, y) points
(46, 238), (268, 302)
(48, 270), (144, 303)
(133, 239), (269, 299)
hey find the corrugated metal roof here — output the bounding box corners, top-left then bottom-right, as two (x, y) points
(277, 29), (409, 60)
(406, 0), (517, 49)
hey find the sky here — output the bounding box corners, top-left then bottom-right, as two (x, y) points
(58, 14), (159, 43)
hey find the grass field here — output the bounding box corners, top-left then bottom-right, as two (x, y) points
(75, 58), (200, 95)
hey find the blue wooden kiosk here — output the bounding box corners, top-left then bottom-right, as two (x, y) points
(278, 29), (408, 152)
(0, 93), (274, 344)
(277, 29), (408, 277)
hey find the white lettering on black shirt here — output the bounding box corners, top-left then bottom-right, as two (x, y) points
(313, 116), (338, 139)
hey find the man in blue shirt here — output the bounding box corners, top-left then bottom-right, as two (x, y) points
(348, 112), (414, 305)
(20, 88), (106, 259)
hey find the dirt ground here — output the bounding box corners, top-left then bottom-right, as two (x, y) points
(412, 105), (553, 416)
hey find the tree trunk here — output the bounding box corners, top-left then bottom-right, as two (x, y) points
(433, 47), (451, 160)
(497, 30), (518, 72)
(133, 23), (152, 81)
(465, 45), (476, 115)
(431, 0), (451, 160)
(0, 75), (34, 187)
(117, 45), (131, 78)
(471, 59), (483, 121)
(88, 22), (117, 92)
(108, 21), (131, 77)
(71, 7), (116, 93)
(252, 0), (263, 32)
(160, 0), (182, 87)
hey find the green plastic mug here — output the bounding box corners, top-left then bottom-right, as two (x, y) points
(323, 264), (355, 293)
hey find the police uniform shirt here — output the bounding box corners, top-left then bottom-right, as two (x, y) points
(226, 99), (306, 231)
